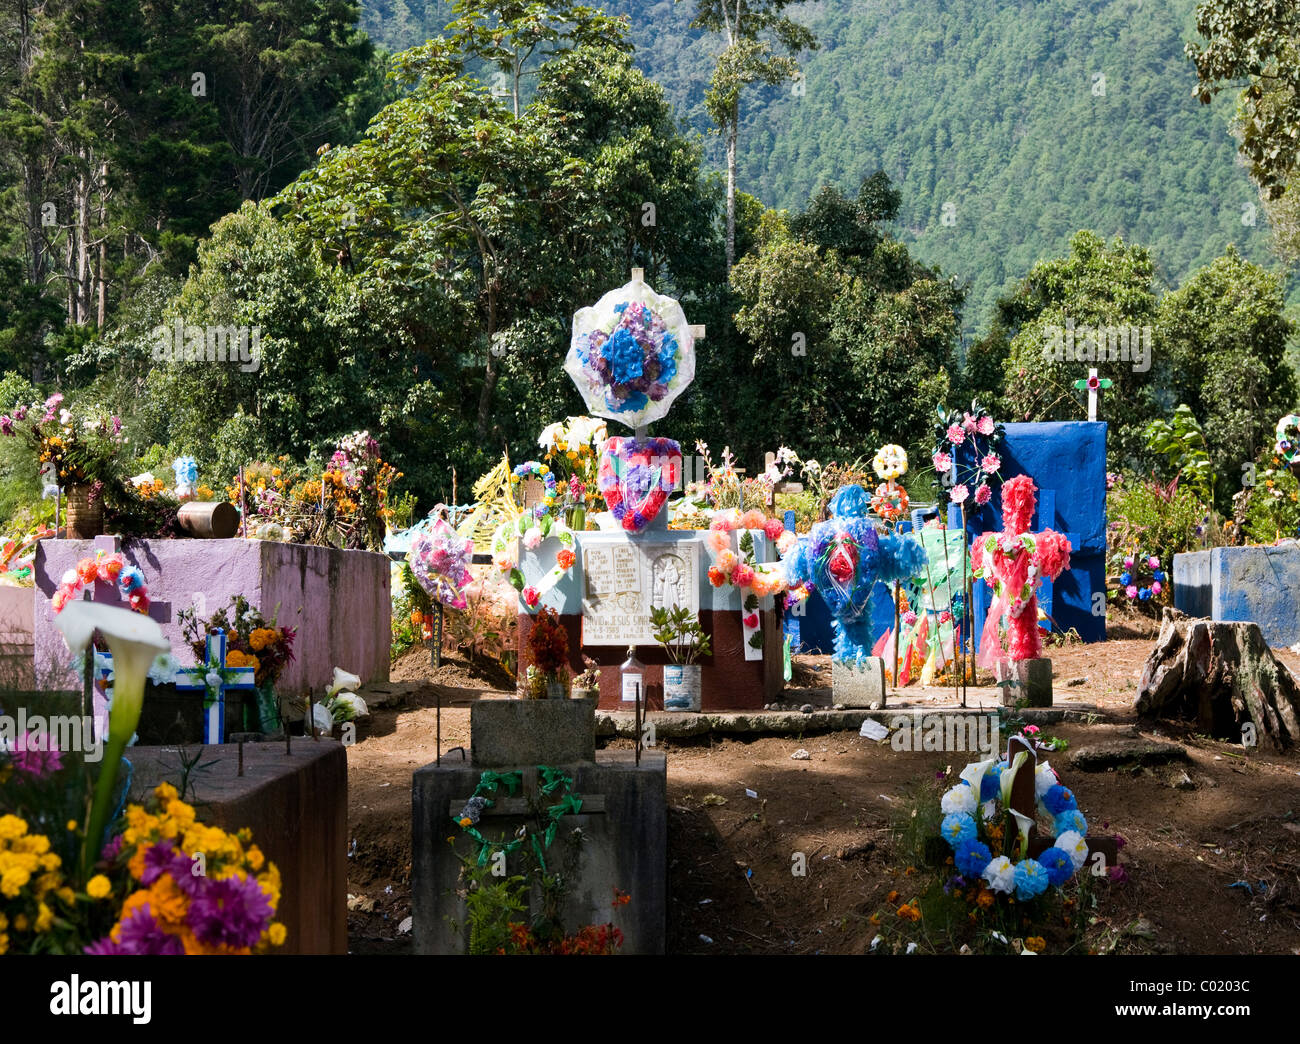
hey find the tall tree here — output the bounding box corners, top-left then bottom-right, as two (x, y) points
(686, 0), (815, 270)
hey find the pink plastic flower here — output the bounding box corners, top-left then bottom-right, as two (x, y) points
(980, 453), (1001, 474)
(902, 610), (918, 626)
(974, 484), (992, 506)
(522, 586), (540, 608)
(962, 412), (978, 433)
(1123, 556), (1134, 569)
(932, 451), (952, 473)
(977, 415), (995, 435)
(705, 529), (730, 553)
(946, 424), (965, 445)
(1023, 724), (1040, 735)
(1151, 580), (1162, 595)
(950, 484), (969, 504)
(732, 563), (756, 588)
(1147, 556), (1159, 569)
(715, 549), (738, 574)
(1125, 584), (1138, 599)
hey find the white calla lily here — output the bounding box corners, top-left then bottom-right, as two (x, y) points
(55, 601), (169, 877)
(1008, 808), (1035, 861)
(999, 749), (1030, 809)
(960, 758), (995, 805)
(327, 666), (362, 699)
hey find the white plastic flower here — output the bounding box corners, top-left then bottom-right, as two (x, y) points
(311, 702), (334, 735)
(941, 783), (976, 815)
(982, 856), (1016, 894)
(330, 692), (369, 722)
(204, 670), (222, 689)
(1056, 830), (1089, 870)
(981, 799), (999, 822)
(523, 527), (544, 551)
(1035, 760), (1057, 798)
(61, 568), (78, 586)
(328, 666), (362, 698)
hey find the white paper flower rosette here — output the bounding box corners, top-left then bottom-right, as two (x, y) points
(565, 276), (696, 430)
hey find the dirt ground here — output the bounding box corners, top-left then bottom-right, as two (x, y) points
(345, 632), (1300, 955)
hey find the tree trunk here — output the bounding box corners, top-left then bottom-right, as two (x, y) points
(725, 111), (737, 272)
(1135, 608), (1300, 752)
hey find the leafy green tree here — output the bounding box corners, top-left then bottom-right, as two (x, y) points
(687, 0), (816, 269)
(1186, 0), (1300, 200)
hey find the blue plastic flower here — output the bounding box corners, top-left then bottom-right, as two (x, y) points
(980, 762), (1004, 802)
(1152, 569), (1166, 582)
(1042, 784), (1077, 816)
(955, 839), (992, 878)
(1013, 858), (1050, 900)
(940, 812), (977, 848)
(605, 327), (645, 386)
(1119, 571), (1132, 586)
(657, 332), (678, 384)
(1037, 846), (1075, 887)
(1054, 809), (1088, 836)
(1138, 587), (1152, 601)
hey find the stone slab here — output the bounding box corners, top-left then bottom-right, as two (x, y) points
(0, 583), (34, 689)
(1069, 739), (1189, 771)
(831, 656), (887, 708)
(125, 739), (348, 954)
(33, 537), (391, 698)
(470, 697), (596, 767)
(1173, 544), (1300, 648)
(412, 750), (666, 954)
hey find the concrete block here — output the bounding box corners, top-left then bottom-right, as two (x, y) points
(126, 740), (348, 954)
(1172, 544), (1300, 648)
(412, 750), (666, 954)
(33, 537), (391, 697)
(832, 656), (887, 708)
(470, 697), (597, 767)
(1172, 550), (1212, 619)
(996, 657), (1053, 707)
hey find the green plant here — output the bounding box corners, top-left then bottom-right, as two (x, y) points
(1144, 404), (1214, 503)
(1106, 473), (1210, 575)
(1240, 450), (1300, 544)
(649, 604), (712, 665)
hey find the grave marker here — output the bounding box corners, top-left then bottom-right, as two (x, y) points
(174, 628), (257, 744)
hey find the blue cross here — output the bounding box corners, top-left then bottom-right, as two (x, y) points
(174, 629), (257, 743)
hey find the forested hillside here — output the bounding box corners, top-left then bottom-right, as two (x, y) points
(362, 0), (1278, 332)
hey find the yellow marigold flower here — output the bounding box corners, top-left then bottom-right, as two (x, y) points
(267, 922), (287, 946)
(226, 649), (247, 667)
(1024, 935), (1046, 953)
(26, 833), (50, 856)
(0, 912), (6, 930)
(87, 874), (112, 899)
(0, 815), (27, 841)
(459, 817), (472, 828)
(13, 913), (28, 932)
(57, 887), (75, 906)
(35, 903), (53, 933)
(66, 820), (78, 833)
(2, 868), (31, 897)
(155, 782), (179, 802)
(246, 846), (265, 871)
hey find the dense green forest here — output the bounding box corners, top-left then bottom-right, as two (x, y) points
(361, 0), (1280, 333)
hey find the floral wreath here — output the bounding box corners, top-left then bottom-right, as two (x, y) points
(703, 508), (789, 597)
(51, 550), (150, 615)
(511, 461), (558, 517)
(937, 737), (1092, 900)
(1275, 414), (1300, 465)
(597, 436), (679, 533)
(871, 483), (909, 522)
(492, 514), (576, 611)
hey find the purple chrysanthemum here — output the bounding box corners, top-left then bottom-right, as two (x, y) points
(187, 874), (273, 949)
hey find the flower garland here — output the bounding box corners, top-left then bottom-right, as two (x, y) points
(938, 740), (1092, 901)
(491, 514), (577, 611)
(50, 551), (150, 615)
(597, 436), (680, 532)
(932, 402), (1003, 508)
(1114, 551), (1165, 603)
(511, 461), (559, 517)
(702, 509), (789, 596)
(1275, 413), (1300, 465)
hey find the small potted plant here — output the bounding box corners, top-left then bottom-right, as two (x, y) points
(571, 655), (600, 700)
(650, 604), (711, 712)
(526, 607), (570, 698)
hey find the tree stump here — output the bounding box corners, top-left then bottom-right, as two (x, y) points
(1135, 607), (1300, 751)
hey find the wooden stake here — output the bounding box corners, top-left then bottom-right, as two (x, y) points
(238, 740), (244, 777)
